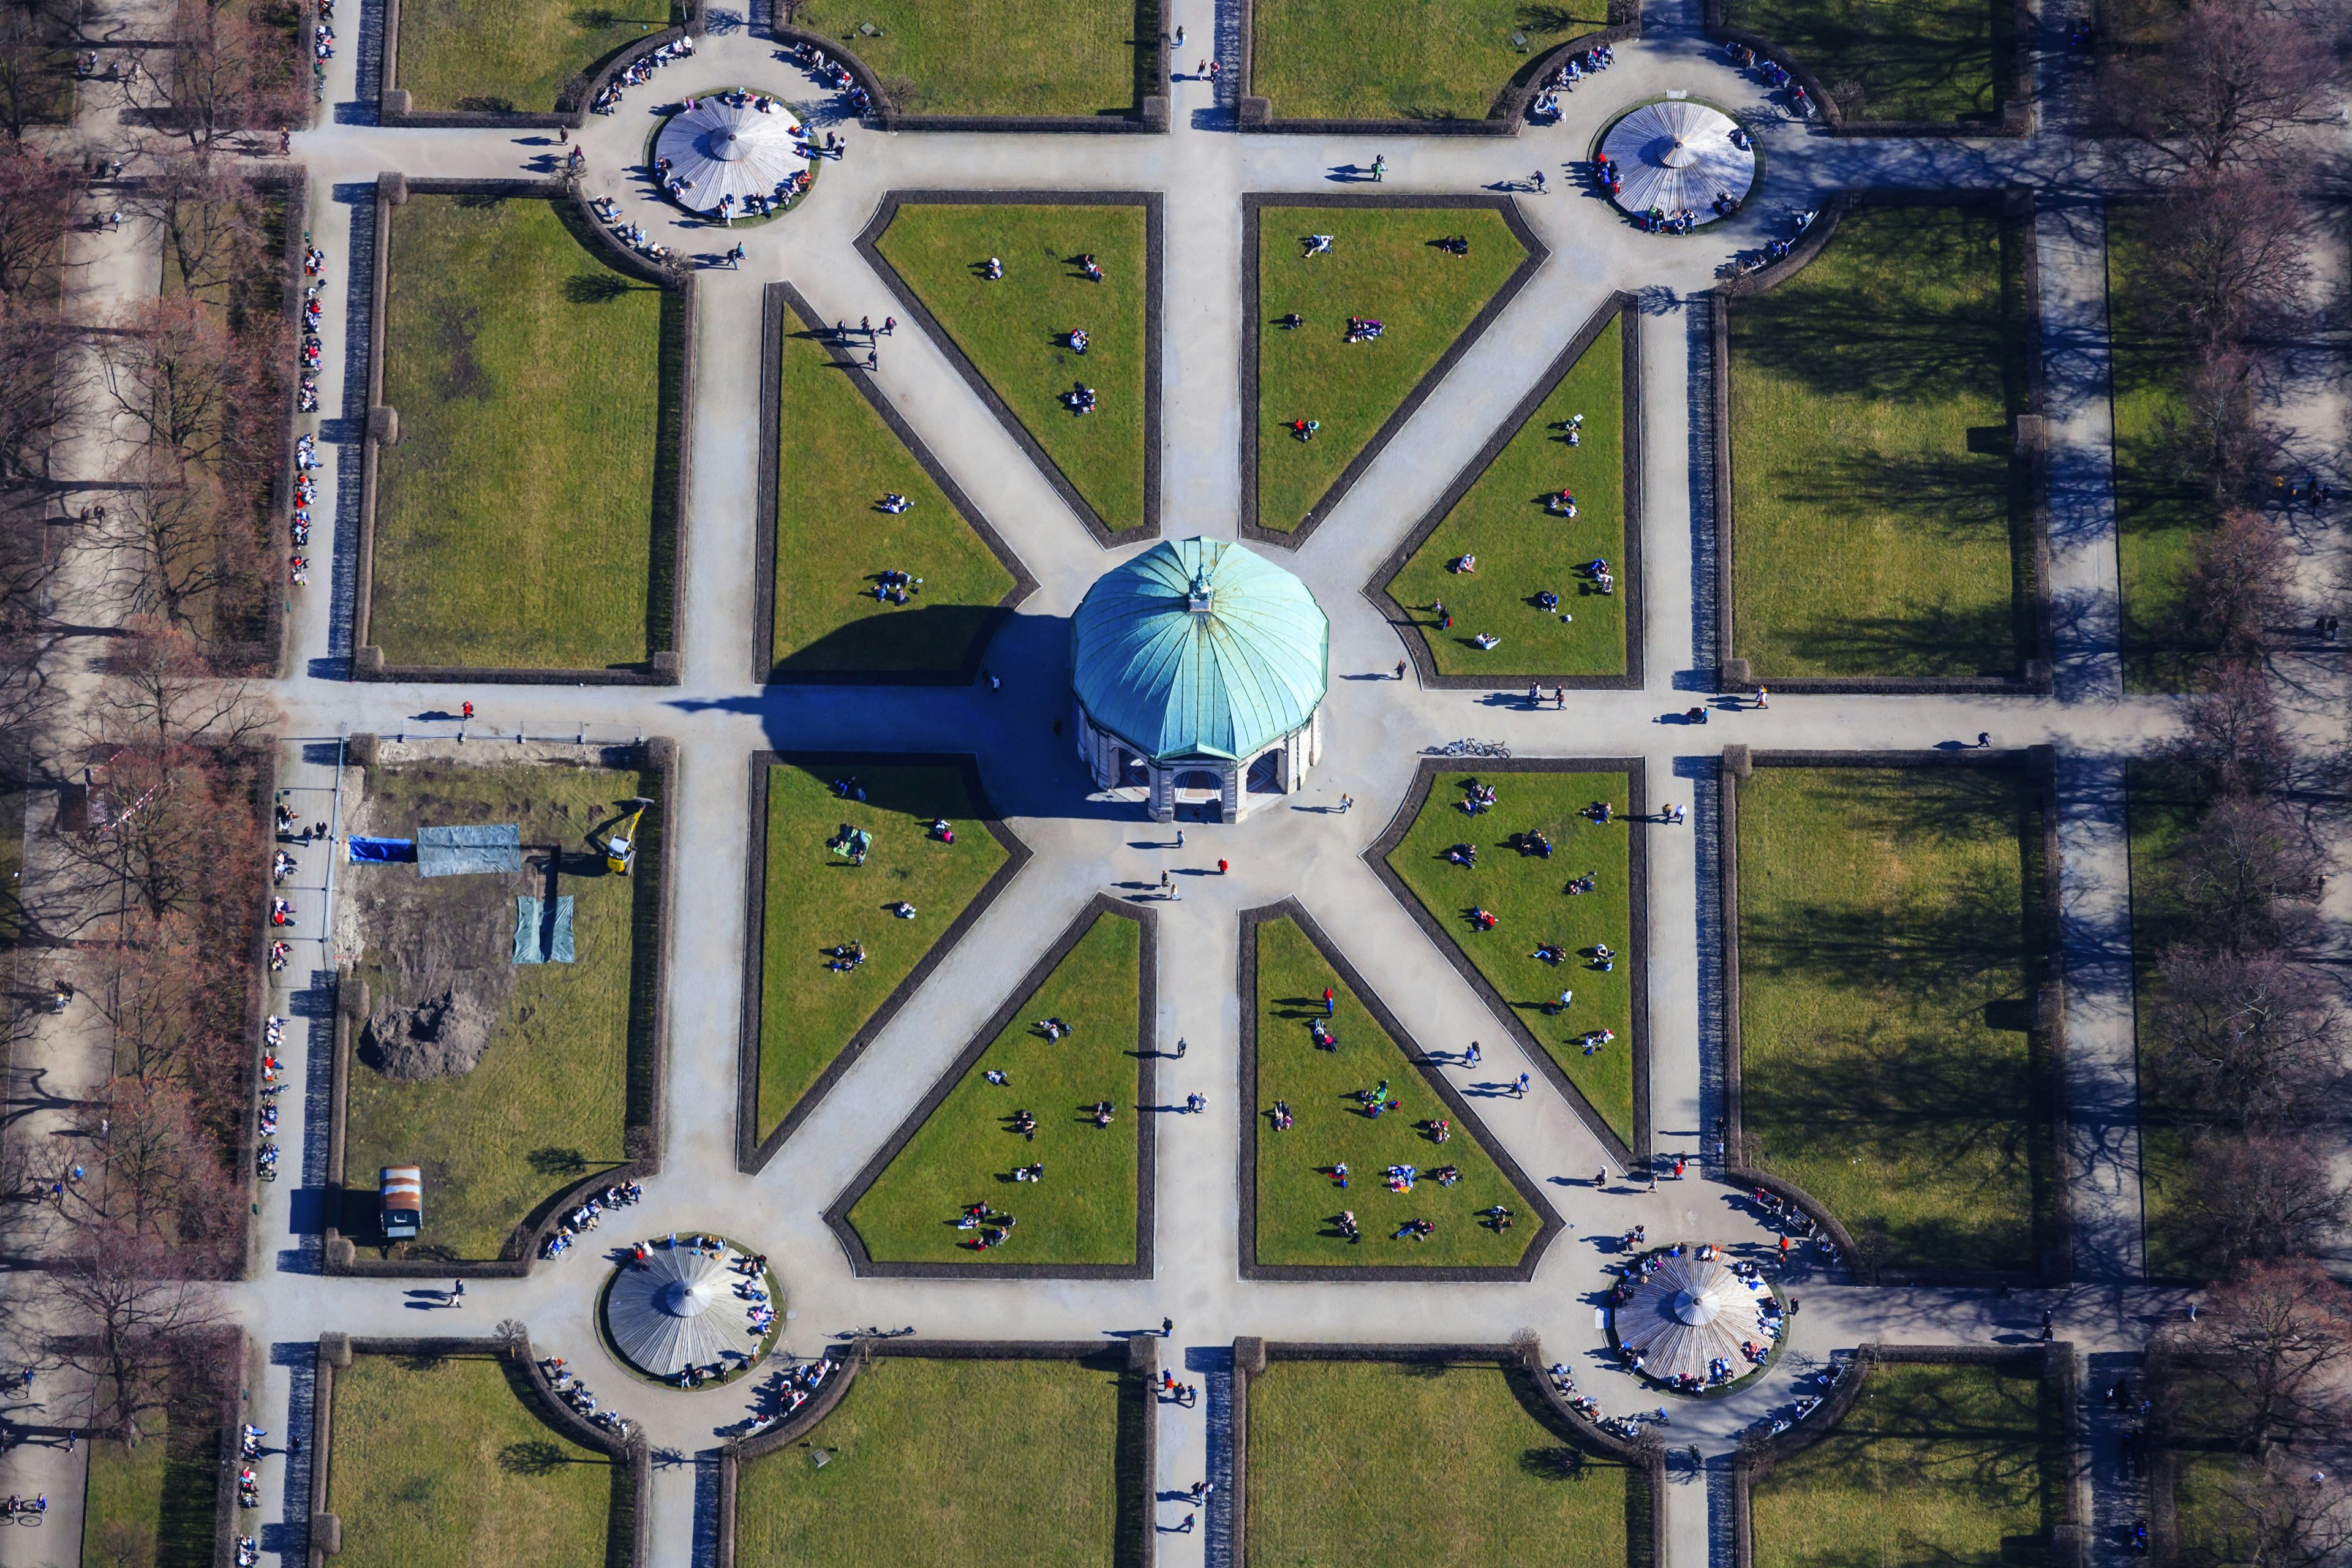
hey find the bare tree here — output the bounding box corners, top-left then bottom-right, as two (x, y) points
(2162, 342), (2293, 508)
(97, 297), (241, 471)
(2199, 1453), (2352, 1568)
(85, 910), (220, 1088)
(51, 1221), (231, 1438)
(2104, 0), (2339, 174)
(2165, 663), (2293, 798)
(75, 1075), (232, 1245)
(0, 297), (76, 489)
(2176, 793), (2328, 954)
(2149, 950), (2342, 1128)
(53, 737), (264, 926)
(97, 453), (252, 633)
(94, 619), (277, 747)
(0, 141), (76, 298)
(125, 155), (260, 303)
(2182, 1257), (2352, 1450)
(2147, 171), (2313, 352)
(2177, 509), (2294, 665)
(0, 0), (73, 142)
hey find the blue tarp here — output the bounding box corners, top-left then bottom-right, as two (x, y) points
(417, 823), (522, 878)
(346, 837), (415, 864)
(513, 896), (576, 965)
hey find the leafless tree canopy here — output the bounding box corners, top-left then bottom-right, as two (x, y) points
(51, 1222), (231, 1439)
(2183, 1259), (2352, 1450)
(0, 140), (75, 298)
(2150, 951), (2343, 1128)
(2165, 665), (2294, 799)
(2174, 793), (2328, 954)
(2104, 0), (2340, 174)
(2177, 510), (2294, 663)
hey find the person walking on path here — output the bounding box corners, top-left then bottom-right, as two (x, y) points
(1594, 1169), (1607, 1188)
(1216, 858), (1228, 875)
(1977, 731), (1991, 748)
(1177, 829), (1185, 849)
(1162, 1316), (1173, 1339)
(1513, 1073), (1528, 1098)
(1531, 168), (1547, 193)
(1754, 685), (1769, 710)
(882, 315), (895, 336)
(1395, 659), (1406, 680)
(449, 1280), (466, 1307)
(1465, 1041), (1480, 1066)
(461, 701), (474, 720)
(1174, 1037), (1186, 1059)
(1371, 154), (1386, 181)
(1179, 1513), (1196, 1533)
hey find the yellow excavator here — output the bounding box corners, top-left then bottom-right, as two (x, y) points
(602, 797), (655, 875)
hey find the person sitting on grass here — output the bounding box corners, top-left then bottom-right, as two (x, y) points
(1302, 233), (1333, 257)
(1289, 418), (1319, 441)
(1271, 1099), (1294, 1130)
(1471, 906), (1499, 930)
(891, 900), (916, 919)
(1038, 1016), (1070, 1041)
(929, 817), (954, 843)
(1079, 252), (1102, 281)
(1471, 633), (1501, 650)
(879, 492), (911, 513)
(1578, 1028), (1616, 1056)
(1337, 1210), (1360, 1241)
(1532, 940), (1566, 965)
(1068, 327), (1088, 353)
(1393, 1218), (1434, 1242)
(1537, 590), (1561, 612)
(1310, 1017), (1336, 1049)
(1276, 311), (1303, 330)
(1344, 316), (1384, 342)
(1438, 234), (1469, 256)
(1547, 489), (1578, 516)
(1093, 1099), (1116, 1127)
(1449, 553), (1477, 573)
(1446, 842), (1477, 868)
(1011, 1108), (1038, 1138)
(984, 256), (1003, 279)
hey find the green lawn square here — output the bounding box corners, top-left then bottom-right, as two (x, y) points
(1724, 0), (2015, 124)
(2121, 761), (2206, 1280)
(792, 0), (1154, 118)
(393, 0), (673, 112)
(1250, 0), (1613, 121)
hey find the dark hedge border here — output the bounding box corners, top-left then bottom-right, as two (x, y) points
(1234, 898), (1563, 1280)
(1234, 4), (1642, 134)
(1229, 1338), (1665, 1568)
(1238, 193), (1550, 548)
(753, 282), (1038, 685)
(852, 190), (1164, 547)
(1362, 756), (1651, 1164)
(736, 750), (1035, 1173)
(1702, 0), (2034, 138)
(1365, 290), (1645, 690)
(307, 1333), (650, 1568)
(820, 893), (1158, 1279)
(713, 1338), (1158, 1568)
(377, 0), (707, 126)
(767, 17), (1169, 132)
(1732, 1344), (2081, 1568)
(1713, 188), (2052, 695)
(1717, 746), (2072, 1286)
(320, 737), (676, 1277)
(353, 176), (692, 685)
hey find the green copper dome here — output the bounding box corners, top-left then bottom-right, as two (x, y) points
(1071, 538), (1329, 763)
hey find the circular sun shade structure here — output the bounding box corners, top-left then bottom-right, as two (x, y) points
(1611, 1251), (1776, 1389)
(1600, 100), (1756, 223)
(652, 92), (804, 216)
(602, 1240), (771, 1379)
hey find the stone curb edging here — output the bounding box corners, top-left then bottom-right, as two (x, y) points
(1234, 2), (1642, 135)
(1227, 1339), (1665, 1568)
(734, 750), (1035, 1172)
(1730, 1344), (2081, 1568)
(1234, 898), (1565, 1281)
(1700, 0), (2034, 138)
(851, 189), (1164, 546)
(1718, 747), (2071, 1286)
(752, 281), (1039, 685)
(1364, 290), (1645, 690)
(819, 892), (1158, 1279)
(378, 0), (707, 126)
(306, 1334), (651, 1568)
(1712, 189), (2052, 694)
(318, 736), (676, 1276)
(711, 1338), (1158, 1568)
(235, 745), (278, 1279)
(766, 15), (1170, 132)
(1362, 756), (1652, 1164)
(354, 176), (692, 685)
(1238, 192), (1550, 548)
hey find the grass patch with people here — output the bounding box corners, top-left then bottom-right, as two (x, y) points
(328, 1352), (621, 1568)
(845, 911), (1142, 1266)
(1250, 0), (1613, 121)
(394, 0), (673, 112)
(1256, 205), (1527, 533)
(770, 297), (1019, 679)
(1251, 915), (1534, 1266)
(755, 761), (1011, 1143)
(373, 193), (682, 671)
(1736, 766), (2052, 1275)
(791, 0), (1155, 118)
(1749, 1360), (2064, 1568)
(874, 202), (1150, 532)
(1383, 769), (1635, 1146)
(1728, 203), (2034, 679)
(1248, 1357), (1632, 1568)
(342, 758), (660, 1261)
(1724, 0), (2015, 124)
(1387, 313), (1627, 676)
(734, 1354), (1139, 1568)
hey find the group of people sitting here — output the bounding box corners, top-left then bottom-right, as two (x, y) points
(1355, 1079), (1402, 1120)
(869, 568), (922, 605)
(1460, 780), (1499, 815)
(1288, 418), (1321, 441)
(592, 34), (693, 116)
(1725, 40), (1813, 116)
(963, 1204), (1020, 1250)
(1576, 1027), (1616, 1057)
(1063, 381), (1098, 415)
(1525, 43), (1615, 119)
(1036, 1015), (1073, 1040)
(1581, 557), (1615, 594)
(787, 40), (870, 115)
(826, 940), (867, 973)
(1344, 315), (1385, 343)
(1512, 829), (1553, 859)
(588, 195), (678, 263)
(543, 1359), (636, 1437)
(827, 821), (873, 864)
(1448, 552), (1477, 574)
(1268, 1099), (1294, 1130)
(538, 1180), (643, 1259)
(1309, 1016), (1337, 1049)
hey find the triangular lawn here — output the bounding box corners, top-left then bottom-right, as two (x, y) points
(873, 202), (1150, 532)
(1251, 914), (1534, 1268)
(1382, 769), (1635, 1146)
(1387, 309), (1628, 677)
(845, 909), (1143, 1266)
(754, 761), (1012, 1144)
(1254, 205), (1526, 533)
(770, 295), (1020, 679)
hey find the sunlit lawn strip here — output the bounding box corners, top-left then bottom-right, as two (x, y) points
(1250, 0), (1612, 121)
(2122, 762), (2204, 1280)
(82, 1380), (220, 1568)
(792, 0), (1150, 118)
(1725, 0), (2013, 123)
(394, 0), (673, 111)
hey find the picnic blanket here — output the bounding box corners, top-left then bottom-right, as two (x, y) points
(417, 823), (522, 877)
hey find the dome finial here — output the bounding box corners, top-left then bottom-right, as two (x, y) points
(1188, 567), (1214, 612)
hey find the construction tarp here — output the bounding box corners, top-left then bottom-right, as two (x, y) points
(417, 823), (522, 878)
(513, 896), (576, 965)
(345, 837), (415, 864)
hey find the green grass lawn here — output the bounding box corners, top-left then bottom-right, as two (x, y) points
(1388, 314), (1627, 676)
(1256, 206), (1526, 533)
(846, 911), (1141, 1265)
(2172, 1450), (2261, 1568)
(345, 761), (657, 1261)
(771, 296), (1018, 679)
(756, 762), (1010, 1142)
(1725, 0), (2013, 123)
(374, 194), (680, 669)
(791, 0), (1151, 117)
(1384, 769), (1635, 1146)
(329, 1353), (620, 1568)
(1750, 1362), (2062, 1568)
(1728, 204), (2032, 677)
(1250, 0), (1612, 120)
(2107, 205), (2212, 693)
(2122, 763), (2204, 1280)
(1737, 767), (2051, 1275)
(1248, 1359), (1632, 1568)
(82, 1392), (218, 1568)
(734, 1355), (1137, 1568)
(1252, 916), (1534, 1266)
(395, 0), (673, 111)
(875, 204), (1148, 533)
